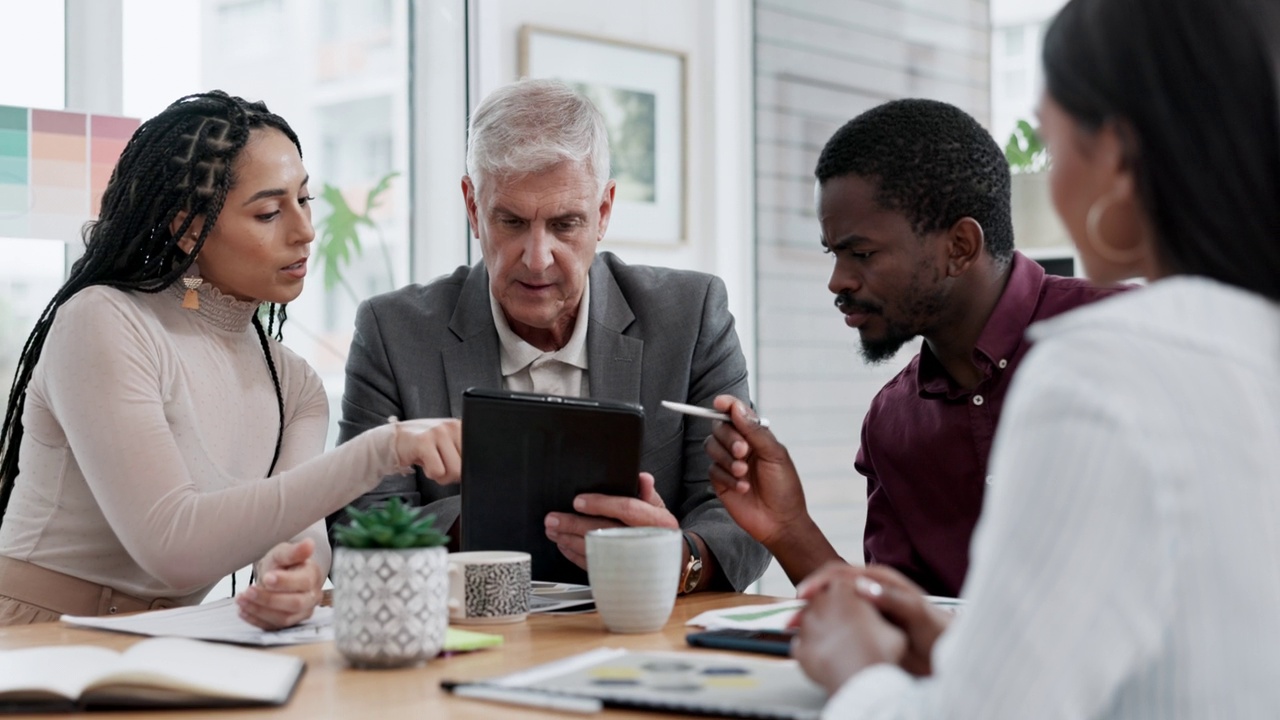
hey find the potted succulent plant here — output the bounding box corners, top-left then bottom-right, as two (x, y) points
(331, 498), (450, 669)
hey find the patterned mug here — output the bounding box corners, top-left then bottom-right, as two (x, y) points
(446, 551), (532, 624)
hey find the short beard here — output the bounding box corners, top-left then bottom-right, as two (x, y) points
(845, 274), (948, 366)
(858, 325), (917, 364)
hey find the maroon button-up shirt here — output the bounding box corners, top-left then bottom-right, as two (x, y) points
(855, 252), (1125, 597)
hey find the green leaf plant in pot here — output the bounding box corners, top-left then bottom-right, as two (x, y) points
(331, 498), (450, 669)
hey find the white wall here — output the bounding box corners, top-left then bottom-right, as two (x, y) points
(466, 0), (759, 395)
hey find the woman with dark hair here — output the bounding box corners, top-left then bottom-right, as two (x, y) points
(0, 91), (461, 628)
(730, 0), (1280, 716)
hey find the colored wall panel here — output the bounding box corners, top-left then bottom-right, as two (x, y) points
(30, 132), (86, 162)
(91, 114), (139, 140)
(0, 106), (136, 242)
(31, 159), (85, 188)
(0, 128), (27, 159)
(0, 105), (27, 132)
(88, 116), (138, 220)
(0, 157), (26, 185)
(90, 137), (128, 164)
(31, 109), (85, 135)
(0, 183), (26, 214)
(30, 186), (87, 215)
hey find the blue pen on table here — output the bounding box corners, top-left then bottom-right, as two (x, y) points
(660, 400), (771, 428)
(442, 681), (602, 714)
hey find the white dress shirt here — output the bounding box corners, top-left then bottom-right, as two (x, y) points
(489, 282), (590, 397)
(825, 276), (1280, 718)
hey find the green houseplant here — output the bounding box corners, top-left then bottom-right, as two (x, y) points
(1004, 119), (1072, 251)
(1004, 119), (1048, 174)
(331, 498), (451, 669)
(314, 171), (400, 304)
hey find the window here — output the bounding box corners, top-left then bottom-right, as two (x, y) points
(0, 3), (67, 388)
(1003, 68), (1027, 99)
(0, 240), (64, 394)
(216, 0), (284, 62)
(1003, 26), (1024, 57)
(120, 0), (413, 442)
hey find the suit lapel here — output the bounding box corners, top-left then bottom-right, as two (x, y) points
(442, 263), (503, 417)
(586, 256), (643, 404)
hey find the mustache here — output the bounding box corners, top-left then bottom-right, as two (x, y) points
(834, 291), (881, 315)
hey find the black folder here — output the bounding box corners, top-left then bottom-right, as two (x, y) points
(459, 387), (643, 584)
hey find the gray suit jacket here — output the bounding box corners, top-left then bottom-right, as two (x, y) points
(332, 251), (769, 590)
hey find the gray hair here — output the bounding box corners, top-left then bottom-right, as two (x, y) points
(466, 78), (611, 196)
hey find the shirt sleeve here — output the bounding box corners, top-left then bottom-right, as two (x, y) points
(40, 294), (401, 589)
(817, 334), (1173, 719)
(270, 352), (337, 574)
(677, 275), (771, 591)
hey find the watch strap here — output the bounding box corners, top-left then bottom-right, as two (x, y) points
(679, 531), (703, 594)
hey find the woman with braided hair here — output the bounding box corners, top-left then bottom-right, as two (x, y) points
(0, 91), (462, 628)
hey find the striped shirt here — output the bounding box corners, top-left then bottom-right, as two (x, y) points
(825, 276), (1280, 718)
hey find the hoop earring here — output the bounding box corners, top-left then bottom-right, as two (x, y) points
(1085, 191), (1146, 265)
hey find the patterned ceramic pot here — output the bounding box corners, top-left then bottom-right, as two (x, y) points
(332, 546), (448, 669)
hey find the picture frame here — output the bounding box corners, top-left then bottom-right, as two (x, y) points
(519, 25), (687, 245)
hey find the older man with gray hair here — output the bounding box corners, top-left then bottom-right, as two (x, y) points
(333, 78), (769, 593)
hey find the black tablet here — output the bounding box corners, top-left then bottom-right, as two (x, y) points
(460, 387), (644, 583)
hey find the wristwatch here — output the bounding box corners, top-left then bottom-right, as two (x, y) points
(678, 532), (704, 595)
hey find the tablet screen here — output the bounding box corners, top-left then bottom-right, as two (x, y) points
(460, 387), (644, 583)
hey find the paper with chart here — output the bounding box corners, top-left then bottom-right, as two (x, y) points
(61, 599), (333, 646)
(62, 598), (505, 652)
(686, 600), (807, 631)
(480, 647), (826, 720)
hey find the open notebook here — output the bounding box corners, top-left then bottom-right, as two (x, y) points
(0, 637), (304, 712)
(443, 647), (828, 720)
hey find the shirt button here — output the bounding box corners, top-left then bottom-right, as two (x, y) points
(998, 359), (1008, 369)
(985, 475), (995, 486)
(973, 395), (984, 406)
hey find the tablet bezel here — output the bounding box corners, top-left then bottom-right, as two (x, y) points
(460, 387), (644, 583)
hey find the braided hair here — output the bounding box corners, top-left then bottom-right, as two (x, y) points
(0, 90), (301, 526)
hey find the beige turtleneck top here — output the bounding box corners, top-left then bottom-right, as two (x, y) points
(0, 283), (400, 604)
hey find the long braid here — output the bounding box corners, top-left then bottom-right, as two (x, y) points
(252, 314), (285, 476)
(0, 90), (303, 527)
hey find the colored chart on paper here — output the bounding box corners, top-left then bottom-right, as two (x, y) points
(0, 104), (139, 242)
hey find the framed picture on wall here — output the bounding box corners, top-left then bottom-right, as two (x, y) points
(519, 25), (687, 245)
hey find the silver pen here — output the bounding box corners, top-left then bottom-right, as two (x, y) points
(661, 400), (772, 428)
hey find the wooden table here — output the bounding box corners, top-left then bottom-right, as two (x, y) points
(0, 592), (791, 718)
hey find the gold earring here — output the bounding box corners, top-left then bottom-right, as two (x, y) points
(1085, 192), (1145, 265)
(181, 275), (203, 310)
(181, 241), (203, 310)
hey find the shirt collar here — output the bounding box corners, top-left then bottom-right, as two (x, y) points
(490, 282), (591, 377)
(917, 251), (1045, 396)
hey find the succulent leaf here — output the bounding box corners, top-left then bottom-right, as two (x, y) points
(332, 497), (450, 549)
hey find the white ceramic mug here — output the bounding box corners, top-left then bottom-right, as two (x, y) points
(446, 551), (532, 624)
(586, 527), (682, 633)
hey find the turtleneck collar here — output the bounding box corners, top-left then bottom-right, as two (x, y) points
(166, 279), (261, 333)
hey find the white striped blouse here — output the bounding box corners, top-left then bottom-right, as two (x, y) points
(825, 276), (1280, 719)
